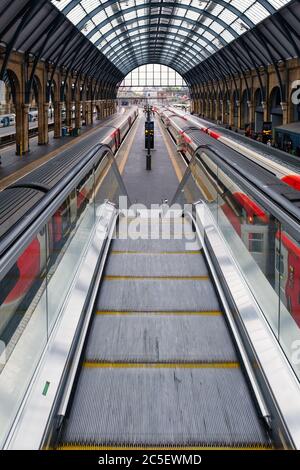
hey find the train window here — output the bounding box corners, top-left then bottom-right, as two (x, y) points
(248, 233), (264, 253)
(0, 264), (20, 306)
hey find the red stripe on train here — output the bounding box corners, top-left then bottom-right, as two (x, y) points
(281, 232), (300, 258)
(281, 174), (300, 191)
(5, 239), (41, 302)
(208, 130), (221, 140)
(233, 192), (269, 223)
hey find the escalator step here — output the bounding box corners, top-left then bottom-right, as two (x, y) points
(60, 367), (270, 448)
(97, 279), (220, 312)
(85, 314), (237, 363)
(104, 253), (208, 277)
(110, 238), (200, 253)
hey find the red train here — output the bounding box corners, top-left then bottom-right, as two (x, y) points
(0, 108), (138, 337)
(161, 106), (300, 192)
(159, 107), (300, 330)
(275, 230), (300, 327)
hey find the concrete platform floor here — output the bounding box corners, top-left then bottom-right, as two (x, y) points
(0, 115), (117, 189)
(121, 113), (182, 207)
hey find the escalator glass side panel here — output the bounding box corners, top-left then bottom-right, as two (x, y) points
(0, 149), (129, 447)
(173, 150), (300, 381)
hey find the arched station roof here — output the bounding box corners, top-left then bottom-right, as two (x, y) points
(0, 0), (299, 91)
(52, 0), (295, 77)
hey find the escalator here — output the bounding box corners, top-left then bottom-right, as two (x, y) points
(57, 212), (272, 450)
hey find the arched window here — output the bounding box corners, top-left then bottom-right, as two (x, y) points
(120, 64), (187, 87)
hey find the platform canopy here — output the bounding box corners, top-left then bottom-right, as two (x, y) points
(51, 0), (293, 77)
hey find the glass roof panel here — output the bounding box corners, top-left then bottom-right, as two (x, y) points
(52, 0), (73, 11)
(51, 0), (292, 74)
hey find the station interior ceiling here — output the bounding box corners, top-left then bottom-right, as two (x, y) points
(0, 0), (299, 91)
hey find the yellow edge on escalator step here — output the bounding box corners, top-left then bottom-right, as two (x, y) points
(111, 251), (202, 255)
(57, 444), (272, 450)
(95, 310), (222, 316)
(104, 275), (209, 280)
(83, 362), (240, 369)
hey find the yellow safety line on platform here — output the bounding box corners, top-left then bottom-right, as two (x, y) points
(96, 310), (222, 316)
(83, 361), (239, 369)
(110, 250), (201, 254)
(156, 116), (184, 182)
(0, 115), (120, 191)
(118, 114), (141, 175)
(58, 444), (272, 450)
(103, 275), (209, 281)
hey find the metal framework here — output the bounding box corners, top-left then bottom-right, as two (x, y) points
(0, 0), (123, 90)
(52, 0), (295, 76)
(0, 0), (299, 94)
(120, 64), (187, 87)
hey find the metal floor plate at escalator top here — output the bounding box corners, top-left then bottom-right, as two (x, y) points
(59, 215), (271, 449)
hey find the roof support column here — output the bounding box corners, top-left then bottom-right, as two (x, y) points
(75, 86), (81, 129)
(261, 101), (269, 123)
(54, 101), (62, 138)
(96, 101), (101, 120)
(38, 101), (49, 145)
(247, 100), (254, 128)
(64, 77), (73, 127)
(216, 98), (221, 123)
(103, 101), (108, 118)
(197, 96), (201, 115)
(100, 101), (105, 119)
(228, 99), (234, 128)
(90, 101), (95, 123)
(208, 99), (212, 120)
(85, 101), (92, 125)
(75, 100), (81, 129)
(15, 102), (29, 155)
(190, 99), (195, 114)
(199, 95), (203, 116)
(12, 61), (29, 155)
(65, 100), (73, 128)
(235, 100), (241, 130)
(281, 101), (288, 125)
(221, 98), (226, 124)
(81, 97), (86, 125)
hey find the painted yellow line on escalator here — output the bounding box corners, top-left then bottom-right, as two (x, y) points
(103, 275), (209, 280)
(57, 444), (272, 450)
(83, 361), (239, 369)
(95, 310), (222, 316)
(110, 250), (201, 254)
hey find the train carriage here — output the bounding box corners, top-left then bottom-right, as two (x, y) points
(0, 107), (138, 340)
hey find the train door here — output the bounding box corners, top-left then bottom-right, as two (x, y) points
(241, 224), (269, 274)
(69, 189), (78, 226)
(37, 227), (48, 273)
(113, 129), (120, 150)
(116, 128), (121, 149)
(52, 199), (71, 248)
(275, 237), (288, 305)
(276, 234), (300, 327)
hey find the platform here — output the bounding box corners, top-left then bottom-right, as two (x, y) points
(0, 115), (117, 190)
(120, 114), (181, 206)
